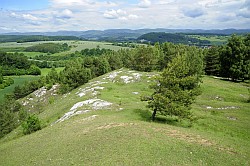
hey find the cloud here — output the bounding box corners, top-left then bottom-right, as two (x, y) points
(22, 14), (39, 21)
(103, 9), (126, 19)
(0, 0), (249, 33)
(50, 0), (87, 7)
(54, 9), (73, 19)
(128, 14), (139, 19)
(103, 9), (138, 20)
(237, 0), (250, 18)
(217, 14), (235, 22)
(237, 8), (250, 18)
(11, 12), (39, 21)
(138, 0), (151, 8)
(182, 6), (204, 18)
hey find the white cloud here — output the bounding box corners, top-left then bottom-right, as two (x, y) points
(10, 12), (40, 21)
(128, 14), (139, 19)
(0, 0), (249, 33)
(103, 9), (138, 20)
(138, 0), (151, 8)
(22, 14), (39, 21)
(104, 9), (126, 19)
(182, 6), (205, 18)
(54, 9), (73, 19)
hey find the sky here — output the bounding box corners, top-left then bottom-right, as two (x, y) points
(0, 0), (249, 32)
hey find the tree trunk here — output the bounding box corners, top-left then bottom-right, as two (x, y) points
(152, 109), (157, 121)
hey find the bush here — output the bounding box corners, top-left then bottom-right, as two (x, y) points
(22, 115), (41, 135)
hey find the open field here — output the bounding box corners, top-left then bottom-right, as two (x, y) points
(0, 40), (131, 57)
(0, 69), (249, 165)
(0, 76), (40, 103)
(40, 67), (65, 76)
(18, 51), (46, 58)
(188, 35), (229, 45)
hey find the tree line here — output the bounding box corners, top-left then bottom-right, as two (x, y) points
(0, 52), (41, 76)
(204, 34), (250, 81)
(0, 35), (80, 43)
(138, 32), (211, 46)
(25, 43), (70, 54)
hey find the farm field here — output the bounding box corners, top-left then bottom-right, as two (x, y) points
(0, 69), (249, 165)
(188, 35), (229, 45)
(0, 40), (130, 57)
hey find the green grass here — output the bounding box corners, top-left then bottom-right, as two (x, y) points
(40, 67), (65, 76)
(0, 69), (249, 165)
(0, 41), (131, 57)
(189, 35), (229, 45)
(18, 51), (46, 58)
(0, 76), (40, 103)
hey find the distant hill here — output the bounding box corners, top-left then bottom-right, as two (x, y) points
(2, 28), (249, 42)
(0, 35), (81, 43)
(137, 32), (210, 45)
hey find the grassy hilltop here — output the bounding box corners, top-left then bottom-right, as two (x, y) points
(0, 68), (249, 165)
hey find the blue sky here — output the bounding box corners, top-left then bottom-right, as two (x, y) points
(0, 0), (249, 32)
(0, 0), (49, 10)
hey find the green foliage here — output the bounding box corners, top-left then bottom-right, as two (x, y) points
(0, 77), (14, 89)
(25, 43), (70, 54)
(0, 96), (23, 138)
(138, 32), (210, 45)
(106, 52), (123, 70)
(13, 77), (45, 100)
(0, 67), (3, 84)
(0, 52), (41, 76)
(131, 45), (158, 72)
(204, 46), (220, 76)
(203, 34), (250, 81)
(46, 67), (59, 84)
(0, 108), (16, 138)
(144, 51), (203, 121)
(219, 34), (250, 81)
(28, 65), (41, 75)
(91, 57), (111, 77)
(22, 115), (41, 135)
(59, 60), (92, 92)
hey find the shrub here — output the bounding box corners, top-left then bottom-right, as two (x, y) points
(22, 115), (41, 135)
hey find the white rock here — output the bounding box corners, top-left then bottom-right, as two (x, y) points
(120, 76), (133, 84)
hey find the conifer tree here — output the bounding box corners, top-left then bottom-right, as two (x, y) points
(143, 52), (203, 121)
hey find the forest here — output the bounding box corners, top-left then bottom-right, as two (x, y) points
(137, 32), (211, 46)
(25, 43), (70, 54)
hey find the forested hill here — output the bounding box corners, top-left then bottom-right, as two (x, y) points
(0, 35), (81, 43)
(137, 32), (210, 45)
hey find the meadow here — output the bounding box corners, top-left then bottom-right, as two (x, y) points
(0, 69), (249, 165)
(0, 40), (130, 57)
(40, 67), (65, 76)
(188, 35), (229, 45)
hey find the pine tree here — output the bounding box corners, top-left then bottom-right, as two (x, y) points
(204, 47), (220, 76)
(143, 52), (203, 121)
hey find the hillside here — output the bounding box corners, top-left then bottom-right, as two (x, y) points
(0, 68), (249, 165)
(137, 32), (211, 45)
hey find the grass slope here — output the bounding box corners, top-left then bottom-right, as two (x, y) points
(0, 69), (249, 165)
